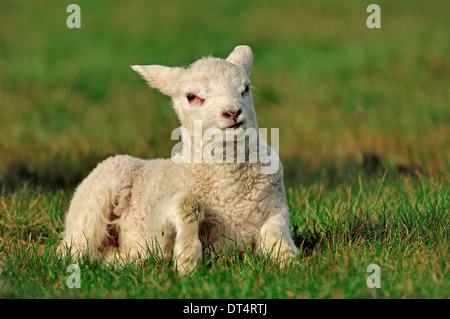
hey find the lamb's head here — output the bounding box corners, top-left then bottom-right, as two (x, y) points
(131, 46), (258, 138)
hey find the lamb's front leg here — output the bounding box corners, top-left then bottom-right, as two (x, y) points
(257, 207), (298, 265)
(169, 193), (204, 275)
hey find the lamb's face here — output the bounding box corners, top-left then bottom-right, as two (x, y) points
(131, 45), (258, 139)
(173, 58), (258, 134)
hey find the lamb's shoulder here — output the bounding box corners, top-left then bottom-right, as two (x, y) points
(118, 157), (186, 238)
(129, 158), (184, 209)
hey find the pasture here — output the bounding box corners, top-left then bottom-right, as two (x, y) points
(0, 0), (448, 298)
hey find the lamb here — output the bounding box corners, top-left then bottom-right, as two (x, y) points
(59, 45), (298, 274)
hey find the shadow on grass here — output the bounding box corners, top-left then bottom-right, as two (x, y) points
(291, 218), (389, 257)
(0, 152), (427, 193)
(0, 156), (102, 193)
(283, 154), (426, 189)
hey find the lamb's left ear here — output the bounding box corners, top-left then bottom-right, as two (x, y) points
(226, 45), (253, 76)
(131, 65), (183, 96)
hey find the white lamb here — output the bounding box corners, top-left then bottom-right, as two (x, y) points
(59, 45), (298, 274)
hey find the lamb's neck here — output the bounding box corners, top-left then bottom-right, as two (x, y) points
(181, 146), (280, 183)
(184, 160), (254, 178)
(176, 133), (280, 181)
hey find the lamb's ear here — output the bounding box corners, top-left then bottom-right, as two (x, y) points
(131, 65), (183, 96)
(226, 45), (253, 76)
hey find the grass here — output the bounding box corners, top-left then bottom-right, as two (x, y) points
(0, 0), (449, 298)
(1, 176), (448, 298)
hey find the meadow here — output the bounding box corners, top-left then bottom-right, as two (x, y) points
(0, 0), (449, 298)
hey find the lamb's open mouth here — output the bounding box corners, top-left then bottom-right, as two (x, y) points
(227, 121), (244, 130)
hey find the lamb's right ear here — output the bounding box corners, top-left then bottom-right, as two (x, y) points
(131, 65), (183, 96)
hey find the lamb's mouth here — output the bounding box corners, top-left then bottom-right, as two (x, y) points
(226, 121), (245, 130)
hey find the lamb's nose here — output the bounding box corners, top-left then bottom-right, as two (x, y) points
(223, 109), (241, 120)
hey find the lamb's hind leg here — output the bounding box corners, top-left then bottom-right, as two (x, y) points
(170, 193), (204, 275)
(59, 181), (132, 261)
(59, 186), (114, 259)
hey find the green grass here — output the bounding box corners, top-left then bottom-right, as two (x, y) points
(0, 0), (449, 298)
(0, 177), (448, 298)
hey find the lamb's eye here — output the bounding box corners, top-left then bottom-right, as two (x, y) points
(242, 85), (250, 97)
(186, 93), (196, 102)
(186, 93), (204, 105)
